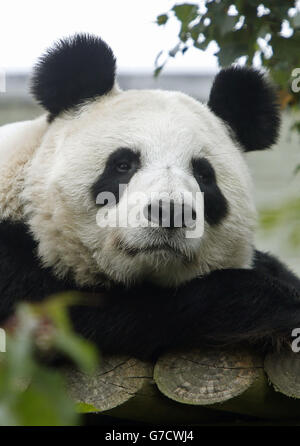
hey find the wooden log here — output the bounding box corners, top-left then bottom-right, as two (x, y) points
(65, 354), (232, 423)
(153, 348), (300, 420)
(264, 349), (300, 398)
(208, 365), (300, 420)
(64, 355), (153, 412)
(65, 349), (300, 423)
(154, 347), (262, 405)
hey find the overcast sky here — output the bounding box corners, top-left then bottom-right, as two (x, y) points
(0, 0), (218, 72)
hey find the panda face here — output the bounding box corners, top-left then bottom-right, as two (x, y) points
(22, 34), (279, 287)
(23, 88), (256, 287)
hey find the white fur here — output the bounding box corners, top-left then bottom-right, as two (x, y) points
(0, 116), (48, 220)
(1, 89), (257, 287)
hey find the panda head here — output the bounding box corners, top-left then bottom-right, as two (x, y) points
(22, 33), (280, 287)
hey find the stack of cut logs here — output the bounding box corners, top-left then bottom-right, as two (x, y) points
(65, 348), (300, 424)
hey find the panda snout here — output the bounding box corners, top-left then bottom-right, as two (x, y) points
(143, 199), (196, 229)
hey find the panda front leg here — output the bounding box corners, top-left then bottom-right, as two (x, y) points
(69, 256), (300, 360)
(253, 249), (300, 291)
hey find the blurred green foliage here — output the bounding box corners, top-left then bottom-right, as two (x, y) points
(0, 294), (99, 426)
(155, 1), (300, 108)
(259, 198), (300, 249)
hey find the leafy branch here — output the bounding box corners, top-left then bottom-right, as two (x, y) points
(155, 1), (300, 110)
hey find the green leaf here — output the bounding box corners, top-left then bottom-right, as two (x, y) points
(154, 65), (164, 77)
(270, 4), (294, 22)
(172, 4), (198, 24)
(216, 42), (248, 66)
(219, 14), (239, 36)
(257, 23), (271, 39)
(13, 368), (79, 426)
(194, 40), (209, 51)
(157, 14), (168, 26)
(76, 402), (99, 413)
(190, 20), (205, 41)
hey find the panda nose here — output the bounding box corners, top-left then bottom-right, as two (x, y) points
(143, 200), (196, 228)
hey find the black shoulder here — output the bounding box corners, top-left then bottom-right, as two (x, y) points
(253, 249), (300, 291)
(0, 220), (74, 323)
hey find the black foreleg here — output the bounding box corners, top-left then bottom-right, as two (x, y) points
(70, 255), (300, 360)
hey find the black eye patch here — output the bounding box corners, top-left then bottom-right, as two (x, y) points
(192, 157), (228, 225)
(92, 148), (141, 206)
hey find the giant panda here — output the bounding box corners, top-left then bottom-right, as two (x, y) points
(0, 33), (300, 360)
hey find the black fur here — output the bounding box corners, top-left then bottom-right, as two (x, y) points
(1, 219), (300, 361)
(31, 34), (116, 119)
(208, 67), (280, 152)
(92, 148), (141, 205)
(192, 158), (228, 225)
(0, 220), (77, 323)
(70, 255), (300, 359)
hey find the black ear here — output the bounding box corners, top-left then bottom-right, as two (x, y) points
(31, 33), (116, 119)
(208, 67), (280, 151)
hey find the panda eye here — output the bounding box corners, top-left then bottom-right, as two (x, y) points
(195, 173), (206, 183)
(192, 158), (216, 186)
(193, 170), (209, 184)
(116, 162), (131, 173)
